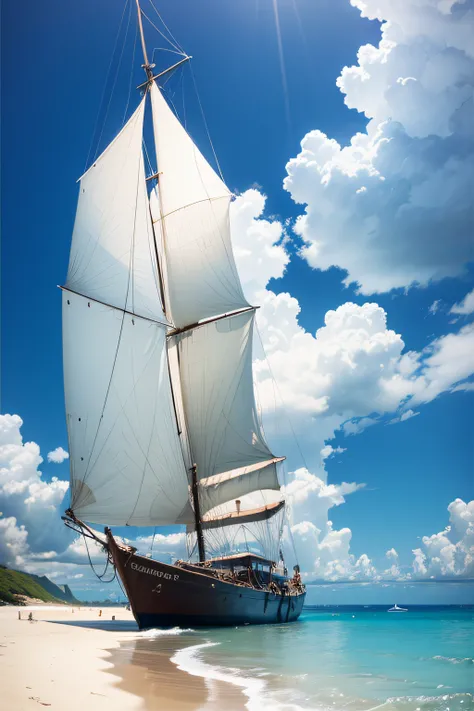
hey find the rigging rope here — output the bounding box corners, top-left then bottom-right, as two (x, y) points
(143, 139), (155, 176)
(254, 320), (310, 471)
(141, 10), (184, 55)
(122, 19), (139, 126)
(189, 65), (226, 185)
(93, 0), (134, 161)
(151, 46), (184, 60)
(150, 527), (157, 558)
(84, 0), (130, 172)
(147, 0), (186, 54)
(83, 532), (117, 583)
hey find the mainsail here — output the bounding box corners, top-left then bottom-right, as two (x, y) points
(149, 83), (249, 328)
(62, 65), (285, 557)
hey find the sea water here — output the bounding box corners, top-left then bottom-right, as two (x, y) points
(137, 606), (474, 710)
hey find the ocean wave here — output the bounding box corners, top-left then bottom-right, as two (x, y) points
(431, 655), (473, 664)
(367, 693), (473, 711)
(171, 642), (308, 711)
(140, 626), (194, 638)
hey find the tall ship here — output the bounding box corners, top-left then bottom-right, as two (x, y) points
(62, 0), (305, 629)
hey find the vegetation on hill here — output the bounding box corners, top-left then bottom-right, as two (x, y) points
(0, 565), (79, 605)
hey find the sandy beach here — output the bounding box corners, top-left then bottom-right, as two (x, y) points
(0, 605), (244, 710)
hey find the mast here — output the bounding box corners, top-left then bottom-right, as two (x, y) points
(135, 0), (154, 80)
(191, 465), (206, 562)
(135, 0), (206, 562)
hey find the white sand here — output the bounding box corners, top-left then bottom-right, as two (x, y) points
(0, 605), (144, 711)
(0, 604), (248, 710)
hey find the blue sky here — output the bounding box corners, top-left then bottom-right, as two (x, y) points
(1, 0), (473, 602)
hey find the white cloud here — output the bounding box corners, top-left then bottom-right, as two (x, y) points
(343, 416), (379, 436)
(230, 191), (474, 478)
(0, 516), (28, 568)
(230, 189), (288, 305)
(290, 497), (474, 582)
(383, 547), (402, 579)
(450, 288), (474, 315)
(284, 0), (474, 294)
(429, 300), (441, 315)
(0, 414), (70, 567)
(411, 498), (474, 579)
(290, 519), (378, 582)
(451, 381), (474, 393)
(47, 447), (69, 464)
(282, 467), (364, 528)
(281, 468), (373, 581)
(388, 408), (420, 424)
(320, 444), (346, 460)
(408, 322), (474, 405)
(400, 409), (419, 422)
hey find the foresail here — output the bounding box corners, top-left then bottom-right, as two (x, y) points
(199, 458), (284, 514)
(63, 290), (192, 526)
(66, 100), (165, 323)
(149, 83), (249, 328)
(175, 310), (274, 480)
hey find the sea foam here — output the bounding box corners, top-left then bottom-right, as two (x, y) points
(171, 641), (307, 711)
(432, 655), (473, 665)
(140, 626), (194, 638)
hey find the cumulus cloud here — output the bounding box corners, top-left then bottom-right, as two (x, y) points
(411, 498), (474, 579)
(0, 516), (28, 568)
(320, 444), (346, 460)
(290, 497), (474, 582)
(451, 288), (474, 315)
(47, 447), (69, 464)
(451, 381), (474, 393)
(290, 519), (378, 582)
(383, 547), (402, 579)
(429, 300), (441, 315)
(388, 408), (419, 424)
(231, 189), (474, 473)
(282, 467), (365, 529)
(281, 468), (374, 581)
(230, 188), (288, 305)
(284, 0), (474, 294)
(0, 414), (70, 567)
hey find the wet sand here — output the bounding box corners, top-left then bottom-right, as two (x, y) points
(0, 605), (246, 710)
(111, 633), (245, 710)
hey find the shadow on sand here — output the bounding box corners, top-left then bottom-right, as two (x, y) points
(48, 619), (140, 632)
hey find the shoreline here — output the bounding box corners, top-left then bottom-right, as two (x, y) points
(0, 605), (248, 711)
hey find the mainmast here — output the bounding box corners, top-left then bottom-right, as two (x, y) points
(135, 0), (207, 562)
(135, 0), (154, 81)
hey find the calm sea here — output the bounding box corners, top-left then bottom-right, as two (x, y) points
(134, 606), (474, 710)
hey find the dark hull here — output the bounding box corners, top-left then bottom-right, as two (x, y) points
(108, 534), (305, 629)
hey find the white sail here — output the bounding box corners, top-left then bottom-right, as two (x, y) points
(63, 291), (192, 526)
(66, 100), (165, 323)
(150, 83), (249, 328)
(63, 70), (285, 545)
(201, 501), (285, 530)
(199, 458), (284, 514)
(176, 310), (274, 480)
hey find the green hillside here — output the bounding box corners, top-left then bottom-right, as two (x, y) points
(0, 565), (79, 605)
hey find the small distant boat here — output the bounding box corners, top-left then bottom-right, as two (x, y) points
(388, 604), (408, 612)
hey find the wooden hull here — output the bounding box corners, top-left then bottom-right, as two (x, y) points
(107, 533), (306, 629)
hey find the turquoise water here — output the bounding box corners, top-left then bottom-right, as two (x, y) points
(143, 606), (474, 710)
